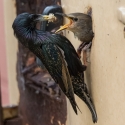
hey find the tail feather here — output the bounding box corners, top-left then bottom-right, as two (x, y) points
(67, 94), (78, 114)
(84, 94), (97, 123)
(72, 73), (98, 123)
(67, 93), (82, 114)
(74, 89), (97, 123)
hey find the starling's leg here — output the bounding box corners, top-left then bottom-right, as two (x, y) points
(82, 65), (87, 71)
(77, 42), (86, 58)
(83, 42), (92, 50)
(82, 42), (92, 66)
(83, 50), (87, 66)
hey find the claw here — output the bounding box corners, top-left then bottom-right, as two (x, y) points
(77, 42), (92, 66)
(83, 50), (87, 66)
(83, 42), (92, 51)
(83, 42), (92, 65)
(77, 49), (82, 58)
(77, 42), (86, 58)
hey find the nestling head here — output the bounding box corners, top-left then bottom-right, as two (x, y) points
(55, 13), (92, 33)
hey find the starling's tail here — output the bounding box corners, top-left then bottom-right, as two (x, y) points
(84, 93), (97, 123)
(74, 88), (97, 123)
(72, 73), (97, 123)
(67, 93), (82, 114)
(82, 81), (97, 123)
(67, 95), (77, 114)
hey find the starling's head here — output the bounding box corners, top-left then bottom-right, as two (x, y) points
(55, 13), (91, 33)
(12, 13), (56, 30)
(12, 13), (56, 47)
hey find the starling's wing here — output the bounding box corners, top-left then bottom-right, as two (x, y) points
(48, 33), (85, 76)
(47, 34), (97, 122)
(40, 43), (69, 92)
(36, 42), (79, 114)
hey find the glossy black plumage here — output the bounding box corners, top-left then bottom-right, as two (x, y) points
(12, 13), (79, 114)
(12, 13), (97, 122)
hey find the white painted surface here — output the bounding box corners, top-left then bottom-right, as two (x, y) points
(61, 0), (125, 124)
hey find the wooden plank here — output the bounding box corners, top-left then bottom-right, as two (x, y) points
(3, 105), (18, 120)
(4, 118), (22, 125)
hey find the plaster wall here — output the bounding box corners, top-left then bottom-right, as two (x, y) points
(61, 0), (125, 125)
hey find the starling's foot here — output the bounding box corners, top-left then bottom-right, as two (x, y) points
(77, 50), (81, 58)
(77, 42), (92, 65)
(83, 50), (87, 66)
(82, 42), (92, 51)
(82, 42), (92, 66)
(77, 42), (86, 58)
(82, 65), (87, 71)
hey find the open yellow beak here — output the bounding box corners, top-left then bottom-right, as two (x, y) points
(55, 17), (73, 33)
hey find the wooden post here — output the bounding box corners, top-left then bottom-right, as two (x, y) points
(0, 72), (3, 125)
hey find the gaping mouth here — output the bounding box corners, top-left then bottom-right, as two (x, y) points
(55, 13), (73, 33)
(55, 18), (73, 33)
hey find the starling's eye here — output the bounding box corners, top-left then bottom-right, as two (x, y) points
(73, 18), (78, 21)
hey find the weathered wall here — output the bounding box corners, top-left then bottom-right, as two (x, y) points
(61, 0), (125, 125)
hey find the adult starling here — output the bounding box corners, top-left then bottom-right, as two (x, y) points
(56, 13), (94, 66)
(12, 13), (79, 114)
(12, 13), (97, 123)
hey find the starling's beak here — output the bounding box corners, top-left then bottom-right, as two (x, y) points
(34, 14), (56, 22)
(55, 13), (73, 33)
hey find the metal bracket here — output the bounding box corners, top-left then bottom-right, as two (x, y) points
(37, 5), (63, 67)
(41, 5), (63, 31)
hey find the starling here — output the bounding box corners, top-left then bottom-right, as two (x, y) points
(12, 13), (79, 114)
(56, 13), (94, 66)
(12, 13), (97, 123)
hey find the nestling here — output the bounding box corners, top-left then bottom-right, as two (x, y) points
(56, 12), (94, 66)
